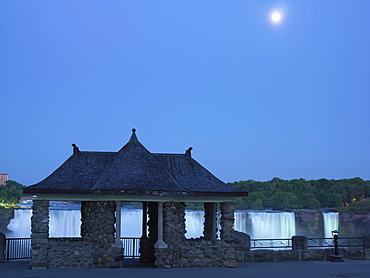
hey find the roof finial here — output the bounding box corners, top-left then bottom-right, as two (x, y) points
(130, 128), (138, 141)
(185, 147), (193, 157)
(71, 143), (80, 154)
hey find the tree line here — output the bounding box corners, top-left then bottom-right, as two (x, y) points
(0, 180), (24, 205)
(229, 177), (370, 211)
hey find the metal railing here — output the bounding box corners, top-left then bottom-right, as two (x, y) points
(250, 237), (363, 249)
(4, 236), (364, 260)
(307, 237), (363, 248)
(5, 238), (31, 261)
(4, 237), (140, 261)
(121, 237), (140, 258)
(251, 238), (292, 249)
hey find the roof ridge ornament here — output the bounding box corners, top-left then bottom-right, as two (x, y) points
(129, 128), (138, 142)
(185, 147), (193, 158)
(71, 143), (80, 154)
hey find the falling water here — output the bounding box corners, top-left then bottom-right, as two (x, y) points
(184, 210), (205, 238)
(6, 208), (337, 240)
(323, 212), (339, 238)
(235, 211), (296, 239)
(5, 208), (205, 239)
(6, 209), (32, 238)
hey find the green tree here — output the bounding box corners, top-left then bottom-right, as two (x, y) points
(1, 180), (24, 204)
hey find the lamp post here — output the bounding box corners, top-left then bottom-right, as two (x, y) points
(330, 230), (343, 262)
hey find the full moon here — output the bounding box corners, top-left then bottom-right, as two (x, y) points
(271, 12), (281, 22)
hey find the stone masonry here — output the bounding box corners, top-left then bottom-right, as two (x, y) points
(29, 200), (123, 269)
(80, 201), (123, 268)
(154, 201), (238, 268)
(30, 200), (49, 269)
(0, 232), (5, 263)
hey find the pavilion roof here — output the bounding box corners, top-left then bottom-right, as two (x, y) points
(24, 129), (247, 198)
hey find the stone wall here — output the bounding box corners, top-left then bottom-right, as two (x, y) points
(154, 201), (238, 268)
(47, 238), (93, 268)
(29, 200), (123, 269)
(234, 234), (370, 262)
(0, 232), (5, 263)
(236, 248), (370, 262)
(0, 208), (14, 234)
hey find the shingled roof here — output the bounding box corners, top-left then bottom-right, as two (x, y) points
(24, 129), (247, 197)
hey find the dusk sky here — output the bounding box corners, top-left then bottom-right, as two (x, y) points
(1, 1), (369, 186)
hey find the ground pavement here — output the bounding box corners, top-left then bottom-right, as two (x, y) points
(0, 259), (369, 278)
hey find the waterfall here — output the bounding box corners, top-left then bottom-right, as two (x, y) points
(6, 209), (32, 238)
(120, 209), (142, 237)
(6, 208), (338, 239)
(49, 210), (82, 237)
(184, 210), (205, 238)
(5, 208), (206, 239)
(235, 211), (296, 239)
(323, 212), (339, 238)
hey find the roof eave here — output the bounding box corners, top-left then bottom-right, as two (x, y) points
(23, 188), (92, 195)
(188, 191), (248, 197)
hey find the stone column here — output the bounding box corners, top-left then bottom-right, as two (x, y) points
(113, 201), (122, 247)
(154, 202), (167, 248)
(220, 202), (237, 268)
(292, 236), (307, 250)
(0, 232), (5, 263)
(30, 200), (49, 270)
(142, 202), (148, 239)
(140, 202), (157, 263)
(220, 202), (235, 241)
(204, 202), (217, 240)
(81, 201), (123, 268)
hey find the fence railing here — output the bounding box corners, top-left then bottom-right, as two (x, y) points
(251, 237), (363, 249)
(4, 237), (140, 261)
(251, 238), (292, 249)
(5, 238), (31, 261)
(121, 237), (140, 258)
(4, 236), (364, 260)
(307, 237), (363, 248)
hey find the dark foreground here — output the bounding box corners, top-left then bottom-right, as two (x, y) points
(1, 259), (369, 278)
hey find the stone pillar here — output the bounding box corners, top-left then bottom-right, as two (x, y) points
(220, 202), (235, 241)
(0, 232), (5, 263)
(154, 202), (167, 248)
(142, 202), (148, 239)
(155, 202), (186, 268)
(81, 201), (123, 268)
(139, 202), (149, 263)
(163, 202), (186, 244)
(292, 236), (307, 250)
(204, 203), (217, 240)
(363, 234), (370, 249)
(113, 201), (122, 247)
(30, 200), (49, 270)
(220, 202), (237, 268)
(140, 202), (157, 263)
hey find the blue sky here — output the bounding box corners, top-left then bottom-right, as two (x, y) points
(1, 1), (369, 186)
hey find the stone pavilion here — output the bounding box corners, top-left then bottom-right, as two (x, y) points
(24, 129), (248, 269)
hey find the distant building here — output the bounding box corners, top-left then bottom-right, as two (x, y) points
(0, 174), (8, 185)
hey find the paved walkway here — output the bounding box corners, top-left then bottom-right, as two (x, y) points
(1, 260), (369, 278)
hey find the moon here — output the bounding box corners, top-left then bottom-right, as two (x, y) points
(271, 12), (281, 22)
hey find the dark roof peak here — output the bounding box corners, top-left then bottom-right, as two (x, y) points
(129, 128), (138, 142)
